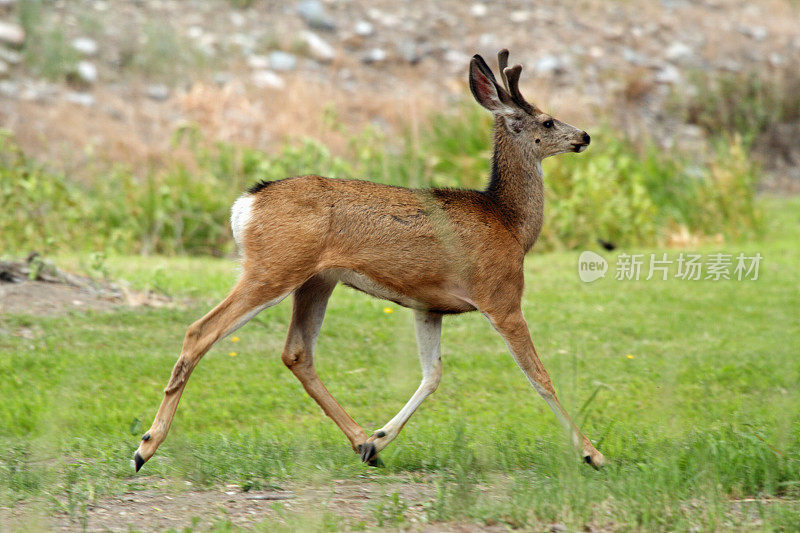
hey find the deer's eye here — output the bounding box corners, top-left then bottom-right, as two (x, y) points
(543, 120), (554, 128)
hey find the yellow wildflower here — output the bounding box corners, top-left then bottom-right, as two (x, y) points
(231, 336), (240, 343)
(383, 307), (393, 314)
(229, 351), (238, 357)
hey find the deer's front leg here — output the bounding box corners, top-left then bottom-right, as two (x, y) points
(360, 311), (443, 464)
(487, 309), (604, 468)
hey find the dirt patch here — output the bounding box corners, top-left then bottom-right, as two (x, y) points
(0, 257), (173, 316)
(1, 477), (510, 532)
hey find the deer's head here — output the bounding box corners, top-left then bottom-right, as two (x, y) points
(469, 50), (590, 160)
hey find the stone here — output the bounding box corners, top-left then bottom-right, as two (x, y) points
(665, 41), (693, 62)
(0, 79), (17, 98)
(654, 63), (682, 84)
(533, 55), (565, 75)
(353, 20), (374, 37)
(246, 54), (270, 70)
(296, 0), (336, 32)
(470, 3), (488, 17)
(443, 49), (470, 68)
(76, 61), (98, 84)
(0, 21), (25, 47)
(229, 11), (245, 27)
(268, 50), (297, 71)
(301, 31), (335, 62)
(71, 37), (98, 56)
(509, 10), (530, 23)
(362, 48), (386, 64)
(145, 84), (170, 101)
(739, 25), (768, 41)
(0, 47), (18, 64)
(65, 91), (96, 107)
(251, 70), (285, 89)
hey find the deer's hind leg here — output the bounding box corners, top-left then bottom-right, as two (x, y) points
(360, 311), (442, 464)
(134, 275), (295, 472)
(281, 274), (372, 459)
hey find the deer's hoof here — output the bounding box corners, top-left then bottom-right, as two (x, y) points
(358, 442), (384, 467)
(133, 451), (146, 472)
(583, 451), (605, 470)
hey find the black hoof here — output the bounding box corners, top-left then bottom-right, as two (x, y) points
(360, 441), (377, 464)
(583, 455), (601, 470)
(134, 451), (145, 472)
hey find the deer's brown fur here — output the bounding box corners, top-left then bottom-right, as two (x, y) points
(134, 50), (604, 473)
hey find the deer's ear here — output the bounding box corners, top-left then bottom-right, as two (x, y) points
(469, 55), (512, 114)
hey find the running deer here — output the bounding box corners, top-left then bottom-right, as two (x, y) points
(133, 49), (604, 472)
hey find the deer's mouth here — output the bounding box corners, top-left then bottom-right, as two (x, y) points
(572, 143), (589, 153)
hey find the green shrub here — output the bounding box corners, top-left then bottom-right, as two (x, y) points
(0, 103), (764, 257)
(674, 66), (800, 144)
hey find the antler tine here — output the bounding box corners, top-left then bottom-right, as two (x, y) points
(497, 49), (510, 92)
(504, 64), (525, 104)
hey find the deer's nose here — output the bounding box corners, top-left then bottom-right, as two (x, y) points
(583, 132), (591, 145)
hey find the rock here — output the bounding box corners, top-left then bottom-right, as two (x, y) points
(622, 47), (648, 66)
(0, 21), (25, 47)
(65, 91), (96, 107)
(145, 84), (170, 101)
(397, 41), (423, 64)
(213, 72), (233, 86)
(0, 79), (17, 97)
(738, 24), (768, 41)
(246, 54), (270, 70)
(229, 11), (245, 27)
(470, 3), (488, 17)
(362, 48), (386, 64)
(0, 0), (19, 7)
(187, 26), (204, 40)
(268, 50), (297, 71)
(665, 41), (693, 63)
(509, 10), (530, 23)
(533, 55), (565, 75)
(353, 20), (374, 37)
(0, 47), (20, 64)
(296, 0), (336, 32)
(251, 70), (285, 89)
(301, 31), (335, 62)
(76, 61), (98, 84)
(230, 33), (257, 54)
(768, 53), (784, 66)
(443, 49), (470, 68)
(654, 63), (682, 84)
(720, 59), (741, 72)
(71, 37), (98, 56)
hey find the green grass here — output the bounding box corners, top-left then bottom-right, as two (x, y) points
(1, 198), (798, 529)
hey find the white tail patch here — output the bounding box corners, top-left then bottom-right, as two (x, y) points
(230, 195), (254, 249)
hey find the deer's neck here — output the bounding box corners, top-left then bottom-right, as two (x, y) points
(485, 125), (544, 252)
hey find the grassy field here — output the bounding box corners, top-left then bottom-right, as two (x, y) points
(1, 197), (799, 531)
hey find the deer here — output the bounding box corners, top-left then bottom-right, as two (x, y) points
(133, 49), (605, 473)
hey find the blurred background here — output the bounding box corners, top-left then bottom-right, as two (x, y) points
(1, 0), (798, 257)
